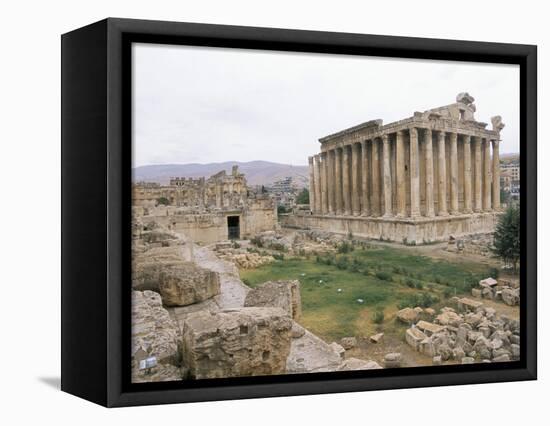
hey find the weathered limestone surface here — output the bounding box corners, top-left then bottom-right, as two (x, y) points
(182, 307), (293, 379)
(132, 290), (183, 382)
(287, 329), (346, 373)
(244, 280), (302, 320)
(157, 262), (220, 307)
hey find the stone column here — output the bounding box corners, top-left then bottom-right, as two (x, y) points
(492, 140), (501, 210)
(473, 137), (482, 212)
(483, 139), (492, 211)
(424, 129), (435, 217)
(342, 145), (351, 215)
(437, 131), (448, 216)
(308, 156), (315, 213)
(463, 135), (472, 213)
(361, 140), (370, 216)
(382, 134), (392, 217)
(395, 130), (406, 217)
(327, 150), (335, 214)
(351, 143), (361, 216)
(450, 132), (459, 214)
(314, 154), (322, 214)
(335, 148), (343, 215)
(321, 152), (329, 214)
(409, 128), (420, 217)
(371, 138), (381, 216)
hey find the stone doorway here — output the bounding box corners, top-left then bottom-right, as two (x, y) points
(227, 215), (240, 240)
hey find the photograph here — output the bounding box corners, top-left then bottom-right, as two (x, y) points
(130, 42), (521, 383)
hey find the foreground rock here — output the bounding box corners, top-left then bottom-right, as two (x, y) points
(244, 280), (302, 320)
(182, 307), (292, 379)
(157, 262), (220, 306)
(131, 290), (183, 382)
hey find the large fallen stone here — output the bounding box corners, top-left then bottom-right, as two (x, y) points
(157, 262), (220, 307)
(435, 310), (462, 327)
(416, 320), (445, 336)
(244, 280), (302, 320)
(131, 290), (182, 382)
(397, 307), (419, 324)
(457, 297), (484, 312)
(181, 307), (292, 379)
(405, 327), (427, 351)
(501, 288), (520, 306)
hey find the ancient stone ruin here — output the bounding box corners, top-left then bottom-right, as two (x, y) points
(133, 165), (277, 244)
(284, 94), (504, 244)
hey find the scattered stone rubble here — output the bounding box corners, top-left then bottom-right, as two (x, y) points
(214, 241), (275, 269)
(405, 298), (520, 365)
(471, 277), (520, 306)
(446, 233), (494, 257)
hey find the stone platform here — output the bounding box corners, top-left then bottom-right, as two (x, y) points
(281, 211), (501, 245)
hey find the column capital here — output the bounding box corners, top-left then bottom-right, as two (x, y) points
(381, 133), (389, 143)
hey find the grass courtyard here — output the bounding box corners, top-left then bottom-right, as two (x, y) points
(240, 245), (494, 342)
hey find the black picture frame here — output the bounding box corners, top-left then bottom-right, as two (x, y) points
(61, 17), (537, 407)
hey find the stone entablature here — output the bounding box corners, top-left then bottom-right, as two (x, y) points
(308, 94), (503, 222)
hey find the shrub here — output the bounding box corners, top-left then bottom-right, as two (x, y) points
(156, 197), (170, 206)
(397, 293), (439, 309)
(414, 281), (424, 290)
(405, 278), (416, 288)
(489, 267), (500, 279)
(272, 253), (285, 261)
(250, 236), (263, 248)
(375, 271), (393, 282)
(338, 241), (354, 253)
(443, 287), (455, 298)
(371, 309), (385, 324)
(336, 256), (349, 270)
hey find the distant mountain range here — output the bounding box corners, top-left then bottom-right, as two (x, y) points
(133, 161), (310, 187)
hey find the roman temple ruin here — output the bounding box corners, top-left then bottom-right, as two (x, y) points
(285, 93), (504, 244)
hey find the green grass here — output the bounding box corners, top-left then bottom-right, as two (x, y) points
(240, 245), (492, 341)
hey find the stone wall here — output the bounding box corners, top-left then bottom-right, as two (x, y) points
(281, 211), (501, 244)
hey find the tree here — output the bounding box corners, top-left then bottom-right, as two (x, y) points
(491, 206), (520, 272)
(500, 188), (510, 206)
(156, 196), (170, 206)
(296, 188), (310, 204)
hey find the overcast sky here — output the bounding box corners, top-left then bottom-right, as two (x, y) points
(132, 43), (519, 168)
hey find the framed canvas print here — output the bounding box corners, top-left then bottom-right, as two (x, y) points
(61, 18), (537, 407)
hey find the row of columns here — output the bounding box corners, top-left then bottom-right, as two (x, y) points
(309, 128), (501, 218)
